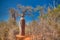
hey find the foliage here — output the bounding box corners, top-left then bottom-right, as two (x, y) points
(0, 4), (60, 40)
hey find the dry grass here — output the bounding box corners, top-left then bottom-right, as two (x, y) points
(0, 7), (60, 40)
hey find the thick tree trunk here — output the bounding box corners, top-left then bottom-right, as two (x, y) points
(20, 17), (25, 36)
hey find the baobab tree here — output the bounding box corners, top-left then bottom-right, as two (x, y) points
(9, 8), (18, 25)
(17, 5), (33, 36)
(9, 8), (17, 21)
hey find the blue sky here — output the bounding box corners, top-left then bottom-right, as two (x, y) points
(0, 0), (60, 23)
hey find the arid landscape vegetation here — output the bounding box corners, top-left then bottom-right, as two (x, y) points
(0, 4), (60, 40)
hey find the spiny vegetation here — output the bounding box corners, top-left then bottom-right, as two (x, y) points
(0, 5), (60, 40)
